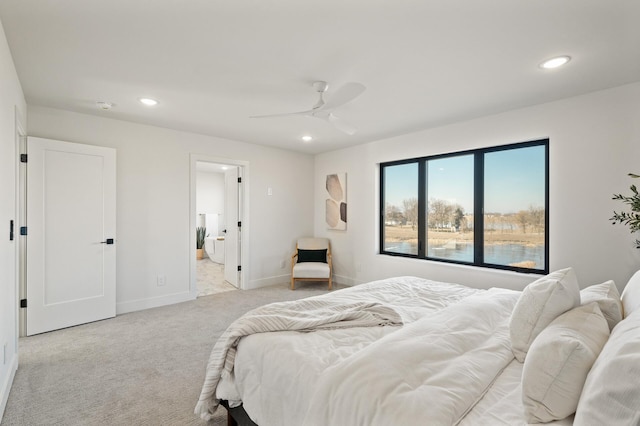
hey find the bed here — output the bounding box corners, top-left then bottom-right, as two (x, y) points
(195, 269), (640, 425)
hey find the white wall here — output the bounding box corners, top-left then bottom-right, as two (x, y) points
(196, 170), (225, 236)
(315, 83), (640, 292)
(0, 17), (26, 420)
(27, 106), (315, 311)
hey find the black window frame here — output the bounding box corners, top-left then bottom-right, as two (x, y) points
(379, 139), (549, 274)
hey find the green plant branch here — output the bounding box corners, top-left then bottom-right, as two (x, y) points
(611, 173), (640, 249)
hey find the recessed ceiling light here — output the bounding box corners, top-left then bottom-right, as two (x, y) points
(301, 135), (313, 142)
(539, 56), (571, 69)
(139, 97), (159, 106)
(96, 101), (113, 110)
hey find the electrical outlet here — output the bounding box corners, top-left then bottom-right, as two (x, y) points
(157, 275), (166, 286)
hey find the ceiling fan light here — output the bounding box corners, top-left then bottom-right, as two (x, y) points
(540, 56), (571, 69)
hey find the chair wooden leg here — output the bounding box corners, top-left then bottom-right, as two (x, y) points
(328, 277), (332, 290)
(290, 277), (295, 290)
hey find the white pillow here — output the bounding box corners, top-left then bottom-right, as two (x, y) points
(621, 270), (640, 318)
(574, 308), (640, 425)
(522, 303), (610, 423)
(580, 280), (623, 331)
(510, 267), (581, 362)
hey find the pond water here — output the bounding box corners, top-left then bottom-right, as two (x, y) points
(383, 241), (544, 269)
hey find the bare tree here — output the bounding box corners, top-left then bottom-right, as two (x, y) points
(515, 210), (529, 233)
(528, 205), (545, 233)
(403, 197), (418, 230)
(385, 203), (405, 225)
(428, 198), (450, 230)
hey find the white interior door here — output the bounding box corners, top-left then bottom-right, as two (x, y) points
(224, 167), (240, 288)
(26, 137), (116, 335)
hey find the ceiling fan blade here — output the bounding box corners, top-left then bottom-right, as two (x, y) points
(320, 82), (366, 111)
(249, 109), (314, 119)
(327, 113), (357, 135)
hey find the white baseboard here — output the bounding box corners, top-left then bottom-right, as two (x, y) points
(0, 353), (18, 422)
(247, 273), (290, 290)
(333, 274), (358, 287)
(247, 274), (358, 290)
(116, 291), (195, 315)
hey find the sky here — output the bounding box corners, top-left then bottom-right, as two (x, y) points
(384, 145), (545, 214)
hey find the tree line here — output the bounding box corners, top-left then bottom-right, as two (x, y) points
(385, 198), (545, 233)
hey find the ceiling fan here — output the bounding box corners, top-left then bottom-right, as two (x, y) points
(250, 81), (366, 135)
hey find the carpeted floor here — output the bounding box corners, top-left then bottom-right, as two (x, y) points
(1, 281), (341, 425)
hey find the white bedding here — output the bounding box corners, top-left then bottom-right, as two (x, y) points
(199, 271), (640, 425)
(203, 276), (482, 423)
(302, 289), (519, 426)
(459, 360), (574, 426)
(200, 276), (573, 425)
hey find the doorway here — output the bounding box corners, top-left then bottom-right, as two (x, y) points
(190, 154), (248, 297)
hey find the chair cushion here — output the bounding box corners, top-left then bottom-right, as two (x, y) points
(298, 237), (329, 250)
(292, 262), (330, 279)
(297, 249), (327, 263)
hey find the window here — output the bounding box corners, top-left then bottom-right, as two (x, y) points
(380, 139), (548, 274)
(381, 162), (419, 255)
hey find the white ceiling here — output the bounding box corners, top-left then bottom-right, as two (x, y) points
(1, 1), (639, 155)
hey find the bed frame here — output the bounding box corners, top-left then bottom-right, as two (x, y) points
(220, 400), (258, 426)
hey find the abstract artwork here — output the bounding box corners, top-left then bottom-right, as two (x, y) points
(326, 173), (347, 230)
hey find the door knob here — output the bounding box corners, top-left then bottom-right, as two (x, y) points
(100, 238), (115, 245)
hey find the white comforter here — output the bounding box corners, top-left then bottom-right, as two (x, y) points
(303, 288), (519, 426)
(195, 277), (484, 425)
(196, 276), (499, 424)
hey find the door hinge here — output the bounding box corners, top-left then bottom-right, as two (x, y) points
(237, 265), (242, 272)
(20, 226), (27, 236)
(9, 220), (14, 241)
(20, 299), (27, 308)
(20, 154), (27, 163)
(237, 221), (242, 228)
(237, 177), (242, 183)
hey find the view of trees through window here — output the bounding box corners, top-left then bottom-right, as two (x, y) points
(381, 141), (548, 273)
(383, 162), (418, 255)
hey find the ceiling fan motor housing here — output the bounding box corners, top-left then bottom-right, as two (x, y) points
(313, 81), (329, 93)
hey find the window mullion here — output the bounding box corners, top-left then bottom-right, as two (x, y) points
(418, 160), (427, 258)
(474, 153), (484, 265)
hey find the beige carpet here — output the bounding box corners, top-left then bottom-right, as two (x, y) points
(1, 281), (342, 426)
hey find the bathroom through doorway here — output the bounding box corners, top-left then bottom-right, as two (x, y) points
(191, 156), (247, 297)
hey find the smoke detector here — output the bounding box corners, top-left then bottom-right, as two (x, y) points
(96, 101), (113, 110)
